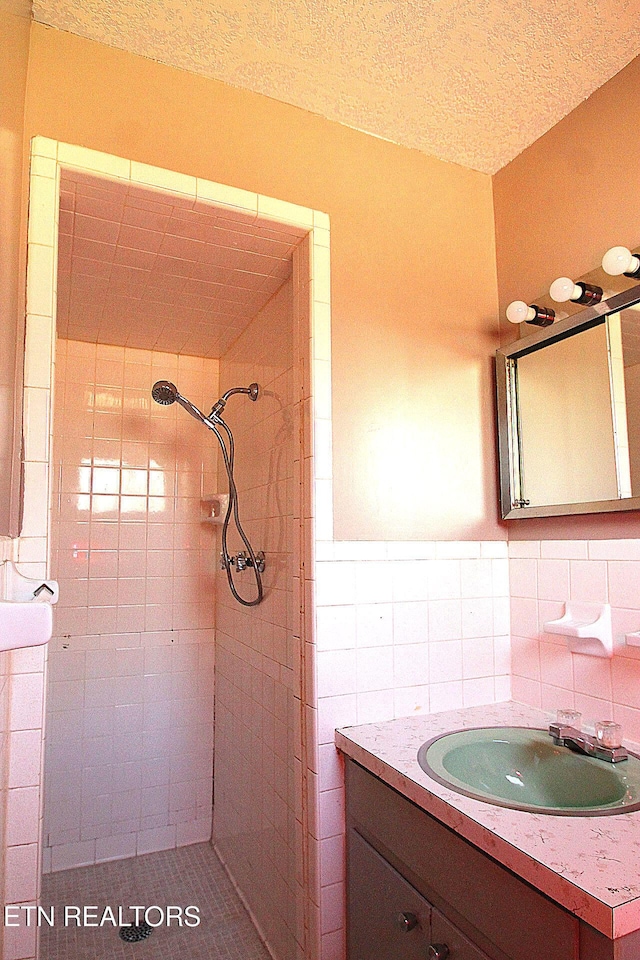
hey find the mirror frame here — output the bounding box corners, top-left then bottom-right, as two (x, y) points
(496, 282), (640, 520)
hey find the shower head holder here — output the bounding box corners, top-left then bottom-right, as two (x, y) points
(209, 382), (259, 418)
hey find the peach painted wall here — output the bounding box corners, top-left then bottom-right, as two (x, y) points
(0, 5), (30, 537)
(214, 278), (300, 959)
(22, 22), (501, 544)
(45, 340), (218, 871)
(493, 53), (640, 540)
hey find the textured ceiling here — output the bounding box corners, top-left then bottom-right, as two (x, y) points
(32, 0), (640, 173)
(57, 170), (303, 357)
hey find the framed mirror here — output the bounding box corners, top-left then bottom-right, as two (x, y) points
(496, 283), (640, 519)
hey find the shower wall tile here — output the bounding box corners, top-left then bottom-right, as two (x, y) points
(214, 276), (301, 960)
(45, 340), (219, 872)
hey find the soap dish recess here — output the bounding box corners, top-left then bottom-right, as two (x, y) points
(544, 601), (613, 658)
(202, 493), (229, 524)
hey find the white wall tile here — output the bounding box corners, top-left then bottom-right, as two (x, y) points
(393, 644), (428, 688)
(354, 561), (393, 604)
(508, 541), (541, 559)
(494, 675), (511, 702)
(316, 562), (356, 606)
(508, 541), (640, 737)
(509, 558), (537, 598)
(355, 604), (392, 647)
(569, 559), (608, 603)
(540, 540), (588, 560)
(356, 646), (393, 693)
(392, 602), (428, 645)
(462, 637), (495, 679)
(427, 559), (461, 599)
(429, 640), (462, 684)
(460, 559), (493, 598)
(609, 561), (640, 609)
(537, 559), (569, 602)
(316, 606), (357, 651)
(463, 677), (496, 707)
(392, 561), (430, 602)
(394, 685), (430, 717)
(317, 695), (357, 744)
(461, 598), (493, 638)
(387, 542), (435, 560)
(355, 690), (394, 724)
(428, 600), (462, 642)
(590, 540), (640, 561)
(429, 680), (463, 713)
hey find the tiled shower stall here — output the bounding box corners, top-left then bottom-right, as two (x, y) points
(9, 137), (331, 960)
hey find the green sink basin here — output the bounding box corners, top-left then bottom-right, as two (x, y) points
(417, 727), (640, 816)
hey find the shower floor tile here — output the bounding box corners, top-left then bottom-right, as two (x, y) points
(40, 842), (272, 960)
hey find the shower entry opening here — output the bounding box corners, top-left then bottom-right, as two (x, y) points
(21, 138), (333, 960)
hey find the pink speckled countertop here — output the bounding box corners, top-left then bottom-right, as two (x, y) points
(336, 701), (640, 940)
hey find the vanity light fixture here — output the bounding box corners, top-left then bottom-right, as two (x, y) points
(601, 245), (640, 278)
(549, 276), (603, 305)
(505, 300), (555, 327)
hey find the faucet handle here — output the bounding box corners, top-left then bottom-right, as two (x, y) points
(596, 720), (623, 749)
(557, 709), (582, 729)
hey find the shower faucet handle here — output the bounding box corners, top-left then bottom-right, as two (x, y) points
(220, 551), (266, 573)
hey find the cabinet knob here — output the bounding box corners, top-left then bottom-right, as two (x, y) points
(396, 911), (418, 932)
(428, 945), (450, 959)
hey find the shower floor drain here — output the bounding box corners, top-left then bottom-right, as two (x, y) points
(119, 922), (154, 943)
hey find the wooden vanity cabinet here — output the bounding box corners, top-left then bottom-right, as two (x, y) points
(345, 759), (640, 960)
(350, 827), (489, 959)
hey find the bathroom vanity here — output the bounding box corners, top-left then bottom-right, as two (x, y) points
(336, 703), (640, 960)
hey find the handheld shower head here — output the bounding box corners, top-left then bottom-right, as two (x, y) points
(151, 375), (264, 605)
(152, 381), (179, 405)
(151, 381), (210, 426)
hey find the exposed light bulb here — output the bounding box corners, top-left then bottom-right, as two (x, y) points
(549, 277), (579, 303)
(505, 301), (555, 327)
(506, 301), (534, 324)
(602, 245), (640, 278)
(549, 277), (603, 306)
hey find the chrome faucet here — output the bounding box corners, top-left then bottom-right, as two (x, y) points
(548, 722), (628, 763)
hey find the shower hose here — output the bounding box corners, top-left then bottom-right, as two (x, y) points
(208, 414), (264, 607)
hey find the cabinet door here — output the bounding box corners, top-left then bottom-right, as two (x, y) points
(348, 828), (431, 960)
(431, 906), (491, 960)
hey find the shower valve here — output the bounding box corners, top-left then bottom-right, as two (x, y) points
(220, 551), (266, 574)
